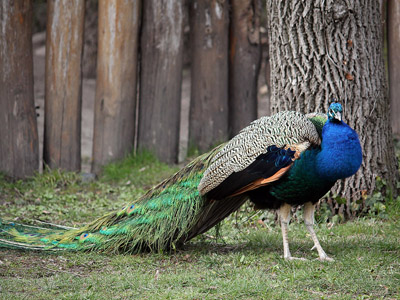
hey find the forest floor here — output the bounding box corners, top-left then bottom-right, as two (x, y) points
(1, 150), (399, 300)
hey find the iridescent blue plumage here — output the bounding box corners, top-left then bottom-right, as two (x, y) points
(316, 120), (362, 181)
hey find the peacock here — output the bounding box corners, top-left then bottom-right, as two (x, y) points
(0, 102), (362, 261)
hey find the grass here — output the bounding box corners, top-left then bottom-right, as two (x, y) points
(1, 152), (400, 299)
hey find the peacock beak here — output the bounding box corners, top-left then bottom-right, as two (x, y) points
(334, 112), (342, 122)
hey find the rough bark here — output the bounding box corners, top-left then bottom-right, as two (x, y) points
(138, 0), (184, 163)
(388, 0), (400, 137)
(267, 0), (398, 217)
(44, 0), (85, 171)
(0, 0), (39, 178)
(189, 0), (229, 152)
(229, 0), (262, 137)
(92, 0), (141, 174)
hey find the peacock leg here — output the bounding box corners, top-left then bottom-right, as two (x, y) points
(279, 203), (305, 260)
(303, 202), (334, 261)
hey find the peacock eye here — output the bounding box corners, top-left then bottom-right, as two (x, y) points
(79, 233), (89, 241)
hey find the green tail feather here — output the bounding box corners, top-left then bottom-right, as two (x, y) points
(0, 145), (225, 253)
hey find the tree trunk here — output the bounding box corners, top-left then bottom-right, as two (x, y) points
(91, 0), (141, 174)
(138, 0), (184, 163)
(388, 0), (400, 137)
(229, 0), (262, 137)
(44, 0), (85, 171)
(0, 0), (39, 178)
(267, 0), (398, 217)
(189, 0), (229, 152)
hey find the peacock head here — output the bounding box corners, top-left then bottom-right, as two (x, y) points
(327, 102), (343, 122)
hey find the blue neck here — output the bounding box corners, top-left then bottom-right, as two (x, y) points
(315, 120), (362, 181)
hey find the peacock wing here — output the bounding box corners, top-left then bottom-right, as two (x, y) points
(198, 111), (323, 199)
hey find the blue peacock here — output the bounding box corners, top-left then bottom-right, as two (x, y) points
(0, 102), (362, 261)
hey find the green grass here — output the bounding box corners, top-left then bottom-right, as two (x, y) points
(1, 152), (399, 299)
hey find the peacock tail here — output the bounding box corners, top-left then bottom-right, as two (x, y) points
(0, 145), (228, 253)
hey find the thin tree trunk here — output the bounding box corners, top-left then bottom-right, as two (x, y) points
(229, 0), (261, 136)
(0, 0), (39, 178)
(138, 0), (184, 163)
(267, 0), (398, 217)
(189, 0), (229, 152)
(44, 0), (85, 171)
(92, 0), (141, 174)
(388, 0), (400, 137)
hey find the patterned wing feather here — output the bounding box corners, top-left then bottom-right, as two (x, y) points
(198, 111), (322, 196)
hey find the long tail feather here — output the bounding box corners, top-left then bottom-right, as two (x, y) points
(32, 220), (75, 230)
(1, 144), (246, 253)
